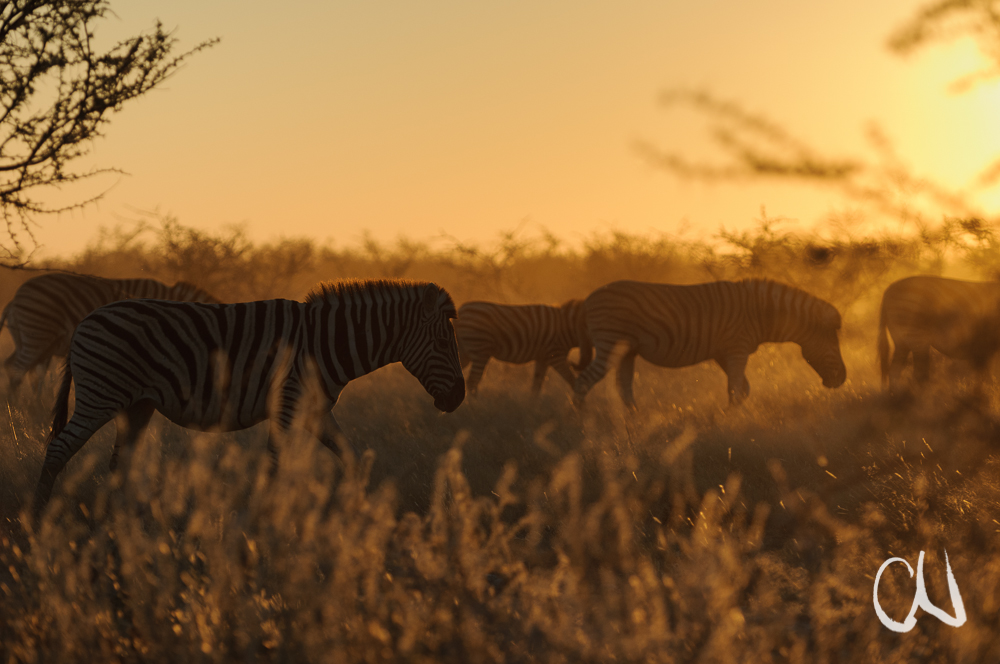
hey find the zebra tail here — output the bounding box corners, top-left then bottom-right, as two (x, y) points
(0, 302), (9, 334)
(877, 295), (890, 387)
(49, 363), (73, 444)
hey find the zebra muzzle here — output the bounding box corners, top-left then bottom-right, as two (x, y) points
(822, 363), (847, 388)
(434, 378), (466, 412)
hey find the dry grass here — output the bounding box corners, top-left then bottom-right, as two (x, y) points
(3, 218), (1000, 662)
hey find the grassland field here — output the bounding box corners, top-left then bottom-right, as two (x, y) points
(2, 219), (1000, 663)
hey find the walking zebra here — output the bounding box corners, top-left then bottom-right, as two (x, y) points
(878, 275), (1000, 388)
(32, 278), (465, 515)
(573, 279), (846, 408)
(1, 272), (220, 395)
(454, 300), (590, 394)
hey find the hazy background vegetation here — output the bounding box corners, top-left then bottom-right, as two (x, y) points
(3, 215), (1000, 662)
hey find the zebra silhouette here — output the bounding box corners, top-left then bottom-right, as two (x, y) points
(32, 278), (465, 515)
(573, 279), (846, 408)
(2, 272), (219, 395)
(878, 275), (1000, 388)
(454, 299), (590, 394)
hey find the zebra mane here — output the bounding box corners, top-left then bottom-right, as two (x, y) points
(741, 278), (842, 329)
(305, 278), (454, 310)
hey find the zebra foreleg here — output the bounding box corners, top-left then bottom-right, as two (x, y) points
(616, 346), (639, 410)
(109, 401), (156, 472)
(466, 358), (489, 395)
(888, 343), (911, 390)
(716, 355), (750, 406)
(549, 356), (577, 388)
(530, 361), (549, 395)
(314, 410), (348, 458)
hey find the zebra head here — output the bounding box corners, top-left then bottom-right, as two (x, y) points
(799, 302), (847, 388)
(399, 283), (465, 412)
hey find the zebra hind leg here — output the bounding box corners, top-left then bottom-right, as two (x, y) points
(109, 401), (156, 473)
(573, 339), (615, 408)
(616, 346), (639, 410)
(3, 354), (28, 397)
(32, 409), (117, 519)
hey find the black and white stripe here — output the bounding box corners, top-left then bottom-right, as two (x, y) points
(1, 272), (219, 395)
(454, 300), (590, 394)
(573, 279), (846, 408)
(878, 275), (1000, 388)
(32, 278), (465, 514)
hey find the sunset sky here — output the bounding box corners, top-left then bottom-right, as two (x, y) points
(28, 0), (1000, 257)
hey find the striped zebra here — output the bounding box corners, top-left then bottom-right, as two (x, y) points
(573, 279), (846, 408)
(32, 278), (465, 515)
(878, 275), (1000, 388)
(454, 299), (590, 395)
(1, 272), (220, 395)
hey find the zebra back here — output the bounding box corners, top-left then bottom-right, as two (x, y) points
(114, 278), (220, 304)
(455, 299), (588, 365)
(1, 273), (220, 389)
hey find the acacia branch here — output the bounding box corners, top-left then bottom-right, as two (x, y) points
(0, 0), (217, 262)
(638, 89), (987, 228)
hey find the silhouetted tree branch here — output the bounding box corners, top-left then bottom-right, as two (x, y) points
(889, 0), (1000, 90)
(636, 89), (986, 228)
(0, 1), (217, 264)
(639, 3), (1000, 233)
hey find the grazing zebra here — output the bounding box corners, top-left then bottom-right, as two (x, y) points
(878, 275), (1000, 388)
(1, 272), (220, 395)
(32, 279), (465, 515)
(573, 279), (846, 408)
(454, 299), (590, 394)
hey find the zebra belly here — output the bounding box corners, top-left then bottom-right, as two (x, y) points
(492, 346), (563, 365)
(154, 368), (286, 431)
(638, 347), (721, 369)
(633, 330), (740, 369)
(71, 355), (276, 432)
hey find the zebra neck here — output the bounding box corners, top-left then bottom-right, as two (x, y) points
(308, 296), (409, 385)
(749, 283), (806, 345)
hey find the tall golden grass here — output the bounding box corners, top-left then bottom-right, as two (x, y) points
(3, 215), (1000, 662)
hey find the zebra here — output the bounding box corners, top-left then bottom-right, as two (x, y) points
(1, 272), (220, 396)
(454, 299), (591, 395)
(878, 275), (1000, 388)
(31, 278), (465, 515)
(572, 279), (846, 408)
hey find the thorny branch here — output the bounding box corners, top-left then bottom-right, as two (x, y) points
(0, 0), (217, 264)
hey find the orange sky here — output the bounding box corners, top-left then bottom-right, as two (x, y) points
(27, 0), (1000, 257)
